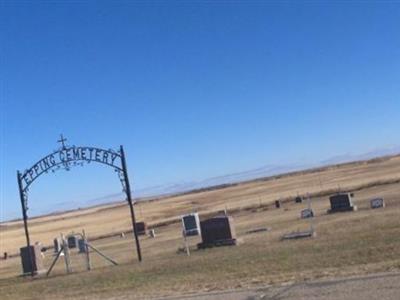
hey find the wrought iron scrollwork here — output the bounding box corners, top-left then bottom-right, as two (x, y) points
(20, 146), (124, 193)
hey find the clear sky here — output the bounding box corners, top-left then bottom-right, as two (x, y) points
(1, 1), (399, 221)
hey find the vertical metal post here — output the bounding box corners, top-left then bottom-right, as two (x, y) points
(82, 230), (91, 271)
(62, 234), (71, 273)
(120, 145), (142, 262)
(17, 171), (34, 276)
(307, 193), (314, 234)
(184, 234), (190, 256)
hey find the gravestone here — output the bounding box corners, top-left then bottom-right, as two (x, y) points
(67, 235), (78, 248)
(198, 216), (237, 248)
(182, 213), (201, 237)
(282, 229), (315, 240)
(275, 200), (281, 208)
(78, 239), (87, 253)
(295, 196), (303, 203)
(301, 208), (314, 219)
(370, 198), (385, 209)
(328, 193), (357, 213)
(20, 244), (45, 275)
(135, 222), (147, 235)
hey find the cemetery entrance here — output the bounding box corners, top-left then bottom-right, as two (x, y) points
(17, 136), (142, 276)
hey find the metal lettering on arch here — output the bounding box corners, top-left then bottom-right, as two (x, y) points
(17, 136), (142, 276)
(20, 146), (123, 191)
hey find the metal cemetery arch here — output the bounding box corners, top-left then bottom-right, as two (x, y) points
(17, 136), (142, 275)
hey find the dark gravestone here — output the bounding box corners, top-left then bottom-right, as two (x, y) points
(78, 239), (87, 253)
(275, 200), (281, 208)
(198, 216), (236, 248)
(67, 235), (78, 248)
(20, 245), (44, 275)
(135, 222), (147, 235)
(328, 193), (357, 213)
(295, 196), (303, 203)
(182, 213), (200, 237)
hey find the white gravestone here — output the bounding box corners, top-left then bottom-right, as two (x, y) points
(182, 213), (201, 237)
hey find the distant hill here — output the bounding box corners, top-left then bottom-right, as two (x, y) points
(134, 145), (400, 198)
(3, 145), (399, 223)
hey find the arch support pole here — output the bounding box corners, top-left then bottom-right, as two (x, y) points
(120, 145), (142, 262)
(17, 171), (34, 276)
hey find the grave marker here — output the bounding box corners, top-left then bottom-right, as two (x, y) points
(67, 235), (78, 248)
(282, 230), (315, 240)
(295, 196), (303, 203)
(328, 193), (357, 213)
(198, 216), (237, 248)
(301, 208), (314, 219)
(180, 213), (200, 256)
(135, 222), (147, 235)
(283, 193), (315, 240)
(370, 198), (385, 209)
(78, 239), (87, 253)
(182, 213), (201, 237)
(275, 200), (281, 208)
(20, 244), (45, 275)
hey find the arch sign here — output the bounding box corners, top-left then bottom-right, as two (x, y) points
(17, 135), (142, 275)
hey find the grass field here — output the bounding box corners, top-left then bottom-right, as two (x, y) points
(0, 156), (400, 299)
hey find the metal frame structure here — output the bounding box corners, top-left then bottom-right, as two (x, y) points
(17, 136), (142, 276)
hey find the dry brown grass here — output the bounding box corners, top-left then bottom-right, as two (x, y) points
(0, 156), (399, 299)
(2, 155), (400, 254)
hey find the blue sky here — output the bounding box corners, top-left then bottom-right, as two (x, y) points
(1, 1), (399, 221)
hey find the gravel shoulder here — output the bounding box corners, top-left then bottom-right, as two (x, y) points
(161, 272), (400, 300)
